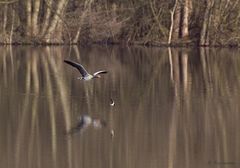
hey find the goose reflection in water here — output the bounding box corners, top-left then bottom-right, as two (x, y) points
(67, 115), (107, 135)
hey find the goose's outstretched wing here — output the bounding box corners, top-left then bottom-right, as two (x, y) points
(64, 60), (89, 77)
(93, 70), (108, 76)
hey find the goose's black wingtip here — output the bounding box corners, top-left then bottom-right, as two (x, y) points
(64, 60), (71, 63)
(64, 60), (76, 66)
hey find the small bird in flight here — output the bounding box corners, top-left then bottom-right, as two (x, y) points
(64, 60), (108, 81)
(110, 98), (115, 106)
(110, 129), (115, 138)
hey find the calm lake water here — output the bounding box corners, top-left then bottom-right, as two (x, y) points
(0, 46), (240, 168)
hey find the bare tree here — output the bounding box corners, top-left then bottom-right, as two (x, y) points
(43, 0), (69, 42)
(25, 0), (32, 36)
(181, 0), (190, 38)
(200, 0), (214, 46)
(73, 0), (93, 43)
(168, 0), (178, 44)
(32, 0), (41, 36)
(172, 0), (181, 40)
(9, 9), (15, 44)
(40, 0), (53, 36)
(2, 5), (8, 34)
(15, 0), (69, 43)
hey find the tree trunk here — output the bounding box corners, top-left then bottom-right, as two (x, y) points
(188, 0), (193, 15)
(10, 9), (15, 44)
(73, 27), (81, 44)
(32, 0), (41, 36)
(18, 0), (70, 43)
(44, 0), (69, 42)
(200, 0), (214, 46)
(73, 0), (93, 43)
(172, 1), (181, 40)
(181, 0), (189, 38)
(3, 5), (8, 34)
(26, 0), (32, 36)
(168, 0), (178, 44)
(150, 0), (167, 38)
(40, 0), (53, 36)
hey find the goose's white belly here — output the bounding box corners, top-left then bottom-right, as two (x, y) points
(83, 74), (93, 80)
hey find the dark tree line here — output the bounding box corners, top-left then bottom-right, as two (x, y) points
(0, 0), (240, 46)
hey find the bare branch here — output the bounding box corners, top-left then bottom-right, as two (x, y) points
(0, 0), (18, 4)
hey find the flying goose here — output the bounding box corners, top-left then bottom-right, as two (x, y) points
(64, 60), (108, 81)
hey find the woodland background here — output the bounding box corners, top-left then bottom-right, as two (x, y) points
(0, 0), (239, 46)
